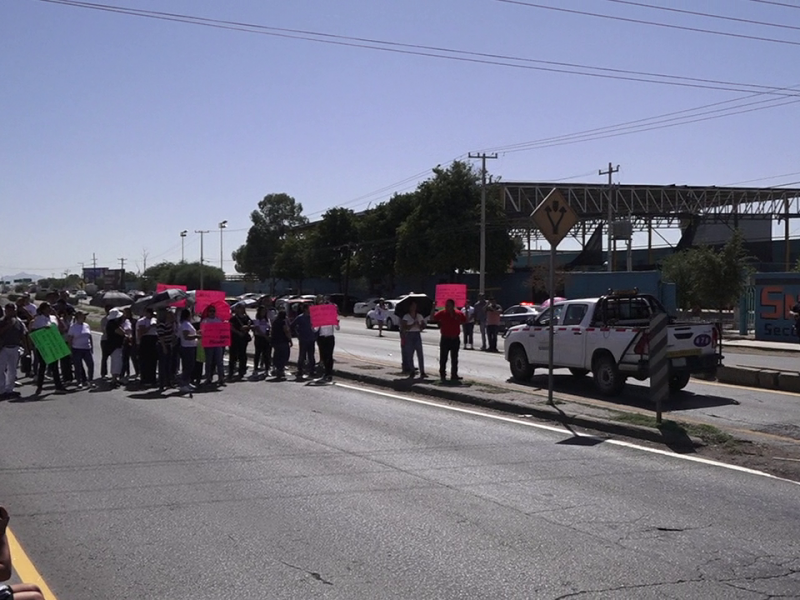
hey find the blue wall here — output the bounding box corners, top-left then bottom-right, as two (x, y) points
(564, 271), (677, 315)
(754, 273), (800, 342)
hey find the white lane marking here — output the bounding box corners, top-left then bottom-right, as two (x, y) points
(335, 382), (800, 486)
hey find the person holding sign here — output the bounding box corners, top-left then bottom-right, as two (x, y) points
(313, 300), (340, 383)
(30, 302), (66, 396)
(430, 299), (467, 382)
(202, 306), (226, 387)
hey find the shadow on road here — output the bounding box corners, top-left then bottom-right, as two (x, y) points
(509, 373), (740, 412)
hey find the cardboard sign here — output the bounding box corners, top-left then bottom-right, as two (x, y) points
(201, 321), (231, 348)
(435, 284), (468, 308)
(195, 290), (231, 320)
(156, 283), (187, 308)
(30, 325), (72, 364)
(310, 304), (339, 328)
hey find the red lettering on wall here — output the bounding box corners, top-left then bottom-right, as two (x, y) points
(760, 286), (783, 319)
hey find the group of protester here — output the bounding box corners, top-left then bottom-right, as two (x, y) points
(0, 291), (342, 399)
(392, 294), (503, 384)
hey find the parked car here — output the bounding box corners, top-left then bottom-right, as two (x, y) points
(327, 293), (359, 315)
(354, 297), (382, 317)
(366, 300), (400, 330)
(499, 303), (542, 332)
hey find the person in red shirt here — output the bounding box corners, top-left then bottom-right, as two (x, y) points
(431, 298), (467, 383)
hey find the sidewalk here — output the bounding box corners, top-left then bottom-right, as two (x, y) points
(715, 335), (800, 392)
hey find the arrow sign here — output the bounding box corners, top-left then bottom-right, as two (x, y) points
(531, 188), (579, 247)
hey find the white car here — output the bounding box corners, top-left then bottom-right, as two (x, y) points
(354, 297), (382, 317)
(366, 300), (402, 330)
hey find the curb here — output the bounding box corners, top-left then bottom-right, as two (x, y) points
(333, 367), (704, 449)
(712, 365), (800, 393)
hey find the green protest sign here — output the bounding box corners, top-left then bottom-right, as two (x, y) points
(30, 325), (71, 365)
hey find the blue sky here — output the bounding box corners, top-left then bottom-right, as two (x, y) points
(2, 0), (799, 278)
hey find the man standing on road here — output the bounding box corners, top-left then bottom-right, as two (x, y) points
(486, 297), (502, 352)
(431, 299), (467, 383)
(229, 303), (252, 380)
(473, 294), (488, 351)
(291, 304), (316, 381)
(0, 303), (29, 400)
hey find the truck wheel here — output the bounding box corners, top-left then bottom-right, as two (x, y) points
(592, 355), (625, 396)
(366, 317), (374, 329)
(509, 346), (534, 381)
(569, 368), (589, 378)
(669, 371), (691, 392)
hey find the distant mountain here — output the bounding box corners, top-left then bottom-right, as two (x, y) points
(1, 272), (42, 283)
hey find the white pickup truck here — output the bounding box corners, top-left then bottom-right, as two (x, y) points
(504, 291), (722, 396)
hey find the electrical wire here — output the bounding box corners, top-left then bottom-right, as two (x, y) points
(497, 0), (800, 47)
(36, 0), (800, 96)
(603, 0), (800, 32)
(749, 0), (800, 9)
(725, 171), (800, 185)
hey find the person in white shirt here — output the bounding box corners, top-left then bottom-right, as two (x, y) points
(373, 299), (388, 337)
(137, 307), (159, 387)
(67, 310), (94, 389)
(400, 301), (427, 379)
(178, 308), (200, 393)
(315, 303), (340, 382)
(252, 306), (272, 378)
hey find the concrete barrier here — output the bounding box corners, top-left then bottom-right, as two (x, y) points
(778, 372), (800, 393)
(716, 366), (761, 388)
(757, 370), (781, 390)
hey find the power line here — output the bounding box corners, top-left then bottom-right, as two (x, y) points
(603, 0), (800, 32)
(36, 0), (800, 96)
(497, 0), (800, 47)
(725, 171), (800, 185)
(749, 0), (800, 9)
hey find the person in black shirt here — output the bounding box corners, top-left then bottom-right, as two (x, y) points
(269, 310), (292, 381)
(791, 302), (800, 341)
(229, 303), (252, 380)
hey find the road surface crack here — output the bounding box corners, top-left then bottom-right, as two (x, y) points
(278, 560), (334, 586)
(553, 577), (705, 599)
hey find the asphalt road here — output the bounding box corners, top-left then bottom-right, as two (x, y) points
(2, 377), (800, 599)
(335, 318), (800, 440)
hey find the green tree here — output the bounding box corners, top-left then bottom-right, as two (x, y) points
(307, 207), (359, 286)
(273, 234), (311, 292)
(661, 229), (753, 311)
(395, 161), (516, 277)
(232, 193), (308, 281)
(353, 192), (418, 291)
(143, 261), (224, 290)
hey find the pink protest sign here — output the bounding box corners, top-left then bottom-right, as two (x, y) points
(195, 290), (231, 320)
(310, 304), (339, 328)
(201, 321), (231, 348)
(156, 283), (187, 307)
(435, 284), (468, 308)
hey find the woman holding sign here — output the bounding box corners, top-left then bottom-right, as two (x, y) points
(30, 302), (66, 396)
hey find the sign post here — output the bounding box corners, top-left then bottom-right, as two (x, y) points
(649, 312), (669, 424)
(531, 188), (579, 406)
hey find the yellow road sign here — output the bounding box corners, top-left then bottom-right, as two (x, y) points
(531, 188), (579, 247)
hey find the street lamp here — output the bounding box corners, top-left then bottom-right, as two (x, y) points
(195, 230), (210, 290)
(218, 220), (228, 272)
(180, 230), (188, 263)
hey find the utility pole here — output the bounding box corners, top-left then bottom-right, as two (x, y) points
(118, 257), (126, 270)
(219, 220), (228, 272)
(469, 152), (498, 296)
(195, 229), (210, 290)
(599, 162), (620, 272)
(180, 230), (188, 263)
